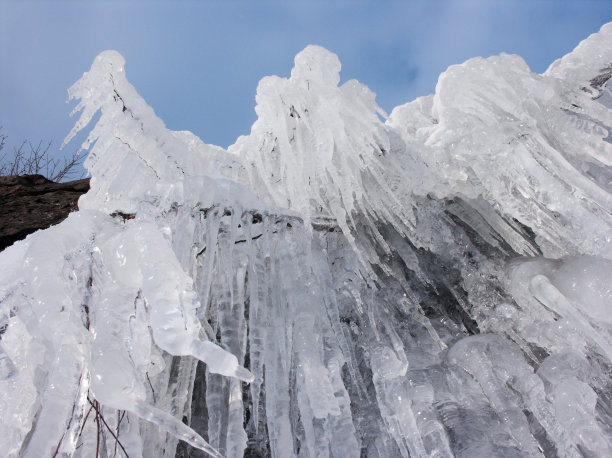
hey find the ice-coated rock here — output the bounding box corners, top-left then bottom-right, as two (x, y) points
(1, 23), (611, 458)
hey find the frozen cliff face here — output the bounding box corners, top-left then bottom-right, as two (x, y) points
(1, 23), (612, 458)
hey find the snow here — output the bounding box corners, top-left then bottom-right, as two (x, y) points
(1, 23), (612, 457)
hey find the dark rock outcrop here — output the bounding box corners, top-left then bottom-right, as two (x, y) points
(0, 174), (90, 251)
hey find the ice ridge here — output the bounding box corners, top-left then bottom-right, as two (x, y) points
(1, 24), (611, 458)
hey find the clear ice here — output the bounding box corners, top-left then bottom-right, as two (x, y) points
(1, 23), (612, 458)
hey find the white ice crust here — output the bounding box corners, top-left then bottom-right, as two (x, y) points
(1, 23), (611, 458)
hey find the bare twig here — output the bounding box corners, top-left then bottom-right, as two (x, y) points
(87, 397), (131, 458)
(81, 403), (95, 434)
(146, 371), (156, 403)
(114, 410), (126, 457)
(0, 129), (85, 182)
(95, 401), (101, 458)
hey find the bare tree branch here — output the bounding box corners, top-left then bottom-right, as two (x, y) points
(0, 128), (85, 182)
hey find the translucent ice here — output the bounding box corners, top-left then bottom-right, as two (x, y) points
(1, 23), (612, 458)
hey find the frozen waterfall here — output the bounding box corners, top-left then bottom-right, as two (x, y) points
(1, 23), (611, 458)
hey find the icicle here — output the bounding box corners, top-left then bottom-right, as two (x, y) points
(242, 215), (266, 432)
(132, 400), (223, 458)
(23, 346), (88, 458)
(4, 25), (612, 457)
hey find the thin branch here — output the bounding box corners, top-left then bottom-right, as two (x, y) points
(146, 371), (156, 403)
(0, 132), (85, 182)
(88, 397), (131, 458)
(95, 402), (100, 458)
(81, 403), (95, 434)
(114, 410), (126, 458)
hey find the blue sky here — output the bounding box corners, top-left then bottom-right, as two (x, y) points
(1, 0), (611, 172)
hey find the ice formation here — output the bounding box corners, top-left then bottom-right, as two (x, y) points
(1, 23), (611, 458)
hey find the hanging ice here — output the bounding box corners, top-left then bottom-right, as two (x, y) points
(1, 23), (611, 458)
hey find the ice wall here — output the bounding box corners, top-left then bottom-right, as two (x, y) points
(1, 23), (611, 458)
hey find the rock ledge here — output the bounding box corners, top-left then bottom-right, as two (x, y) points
(0, 174), (90, 251)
